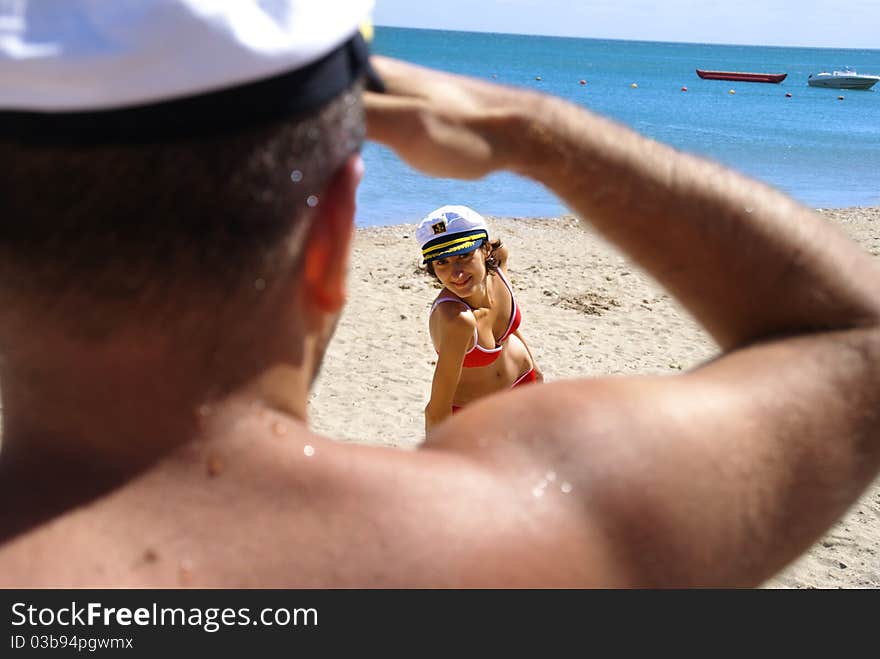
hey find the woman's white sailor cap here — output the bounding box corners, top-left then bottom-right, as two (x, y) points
(417, 205), (489, 264)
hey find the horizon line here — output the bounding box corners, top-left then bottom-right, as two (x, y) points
(373, 23), (880, 53)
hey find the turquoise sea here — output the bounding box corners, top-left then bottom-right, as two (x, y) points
(356, 26), (880, 227)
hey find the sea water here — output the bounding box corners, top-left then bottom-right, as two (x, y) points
(356, 26), (880, 227)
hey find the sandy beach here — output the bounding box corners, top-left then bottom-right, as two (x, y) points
(309, 206), (880, 589)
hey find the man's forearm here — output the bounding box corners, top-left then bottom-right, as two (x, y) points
(365, 57), (880, 346)
(501, 94), (880, 349)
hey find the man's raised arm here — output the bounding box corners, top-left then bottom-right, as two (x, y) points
(366, 57), (880, 348)
(365, 57), (880, 586)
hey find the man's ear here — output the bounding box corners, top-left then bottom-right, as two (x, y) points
(301, 154), (363, 312)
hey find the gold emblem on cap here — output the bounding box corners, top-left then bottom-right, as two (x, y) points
(431, 221), (446, 235)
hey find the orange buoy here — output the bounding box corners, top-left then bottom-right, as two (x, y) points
(681, 86), (688, 92)
(579, 79), (586, 85)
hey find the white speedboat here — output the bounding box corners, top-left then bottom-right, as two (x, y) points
(807, 70), (880, 90)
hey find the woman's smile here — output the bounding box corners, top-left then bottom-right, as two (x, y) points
(450, 274), (472, 289)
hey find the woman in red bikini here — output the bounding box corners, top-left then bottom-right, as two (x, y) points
(417, 205), (542, 433)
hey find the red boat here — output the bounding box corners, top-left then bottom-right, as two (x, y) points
(696, 69), (787, 83)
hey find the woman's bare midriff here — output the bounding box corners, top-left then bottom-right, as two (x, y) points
(452, 333), (533, 406)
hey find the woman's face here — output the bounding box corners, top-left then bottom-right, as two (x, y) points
(431, 246), (487, 297)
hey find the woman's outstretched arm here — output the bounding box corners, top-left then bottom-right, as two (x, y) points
(425, 305), (473, 434)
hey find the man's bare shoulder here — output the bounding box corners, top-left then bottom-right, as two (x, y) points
(0, 407), (609, 587)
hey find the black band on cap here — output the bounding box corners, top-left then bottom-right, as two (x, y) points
(0, 32), (384, 145)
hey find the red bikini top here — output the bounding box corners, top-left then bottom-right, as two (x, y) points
(430, 269), (521, 368)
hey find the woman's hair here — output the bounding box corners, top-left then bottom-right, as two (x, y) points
(426, 238), (503, 278)
(484, 239), (504, 271)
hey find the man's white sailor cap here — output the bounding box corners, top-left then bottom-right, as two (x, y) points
(0, 0), (381, 141)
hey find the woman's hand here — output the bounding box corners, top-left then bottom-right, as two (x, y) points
(424, 402), (449, 436)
